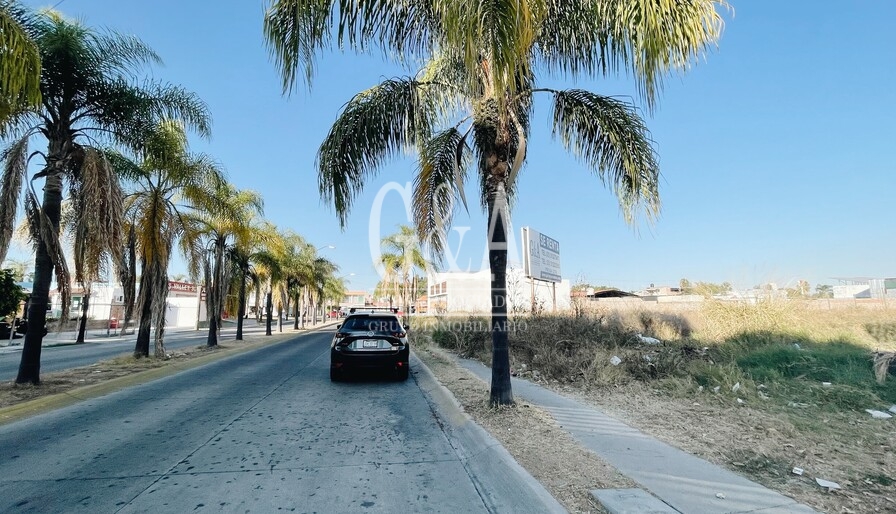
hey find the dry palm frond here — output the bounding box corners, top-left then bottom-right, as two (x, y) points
(72, 148), (124, 283)
(0, 136), (28, 262)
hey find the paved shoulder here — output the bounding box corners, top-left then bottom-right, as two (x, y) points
(412, 353), (567, 514)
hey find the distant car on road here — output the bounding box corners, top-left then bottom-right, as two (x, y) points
(330, 308), (409, 381)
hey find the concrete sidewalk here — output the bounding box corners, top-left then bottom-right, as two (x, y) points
(456, 357), (819, 514)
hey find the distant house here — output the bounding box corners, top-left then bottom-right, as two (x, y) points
(339, 290), (370, 312)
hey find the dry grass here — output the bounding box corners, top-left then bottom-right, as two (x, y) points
(417, 301), (896, 513)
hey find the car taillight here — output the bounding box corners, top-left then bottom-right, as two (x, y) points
(392, 332), (406, 338)
(334, 333), (347, 344)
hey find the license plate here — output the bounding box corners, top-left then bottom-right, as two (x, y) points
(361, 340), (379, 348)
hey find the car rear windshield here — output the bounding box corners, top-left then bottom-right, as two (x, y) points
(342, 316), (403, 333)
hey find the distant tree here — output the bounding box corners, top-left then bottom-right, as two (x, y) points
(0, 268), (25, 318)
(0, 258), (31, 281)
(815, 284), (833, 299)
(679, 278), (692, 293)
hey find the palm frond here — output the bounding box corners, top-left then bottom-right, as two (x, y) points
(318, 78), (433, 225)
(89, 80), (212, 150)
(104, 148), (146, 184)
(435, 0), (535, 109)
(263, 0), (439, 92)
(93, 29), (163, 74)
(535, 0), (726, 109)
(412, 128), (470, 257)
(550, 89), (660, 223)
(418, 50), (475, 120)
(0, 136), (28, 262)
(71, 147), (124, 282)
(0, 1), (41, 116)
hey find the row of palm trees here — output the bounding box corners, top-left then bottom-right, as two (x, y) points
(0, 4), (344, 384)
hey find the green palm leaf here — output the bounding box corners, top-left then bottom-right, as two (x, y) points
(413, 128), (470, 256)
(0, 1), (41, 117)
(263, 0), (439, 92)
(550, 89), (660, 222)
(318, 78), (434, 225)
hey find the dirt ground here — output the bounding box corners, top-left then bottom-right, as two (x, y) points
(3, 333), (893, 514)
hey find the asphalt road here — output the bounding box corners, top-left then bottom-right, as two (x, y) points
(0, 329), (500, 513)
(0, 319), (288, 380)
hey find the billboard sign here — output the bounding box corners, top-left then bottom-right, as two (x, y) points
(522, 227), (562, 283)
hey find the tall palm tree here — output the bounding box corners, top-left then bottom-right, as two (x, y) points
(115, 121), (226, 358)
(0, 0), (41, 120)
(227, 219), (282, 340)
(279, 240), (317, 330)
(0, 12), (210, 384)
(196, 183), (263, 347)
(308, 256), (338, 325)
(265, 0), (725, 405)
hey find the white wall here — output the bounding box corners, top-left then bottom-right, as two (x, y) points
(429, 268), (571, 314)
(833, 284), (871, 299)
(165, 296), (201, 328)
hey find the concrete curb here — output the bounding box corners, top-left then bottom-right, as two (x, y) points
(0, 322), (339, 426)
(410, 352), (568, 514)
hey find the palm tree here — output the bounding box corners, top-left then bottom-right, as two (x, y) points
(227, 220), (282, 340)
(0, 12), (210, 384)
(308, 256), (338, 325)
(0, 0), (40, 120)
(115, 121), (226, 358)
(265, 0), (725, 405)
(379, 225), (432, 320)
(196, 183), (263, 347)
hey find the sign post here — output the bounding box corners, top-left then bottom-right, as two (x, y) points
(522, 227), (562, 313)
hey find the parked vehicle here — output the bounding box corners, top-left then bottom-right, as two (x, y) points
(330, 308), (409, 381)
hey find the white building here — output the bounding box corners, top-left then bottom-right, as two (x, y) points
(50, 280), (205, 328)
(832, 277), (896, 299)
(427, 268), (571, 314)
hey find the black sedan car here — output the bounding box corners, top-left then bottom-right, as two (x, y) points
(330, 310), (409, 381)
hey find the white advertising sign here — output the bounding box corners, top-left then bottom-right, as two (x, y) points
(522, 227), (562, 283)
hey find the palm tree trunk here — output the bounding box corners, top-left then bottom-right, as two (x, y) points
(75, 287), (90, 343)
(119, 225), (137, 335)
(265, 288), (272, 336)
(134, 269), (153, 358)
(487, 180), (514, 406)
(16, 169), (64, 384)
(236, 268), (246, 340)
(206, 238), (224, 347)
(293, 292), (300, 330)
(151, 259), (170, 359)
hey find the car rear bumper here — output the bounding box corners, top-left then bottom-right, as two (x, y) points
(331, 347), (409, 370)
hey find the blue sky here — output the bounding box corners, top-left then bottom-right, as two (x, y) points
(11, 0), (896, 292)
